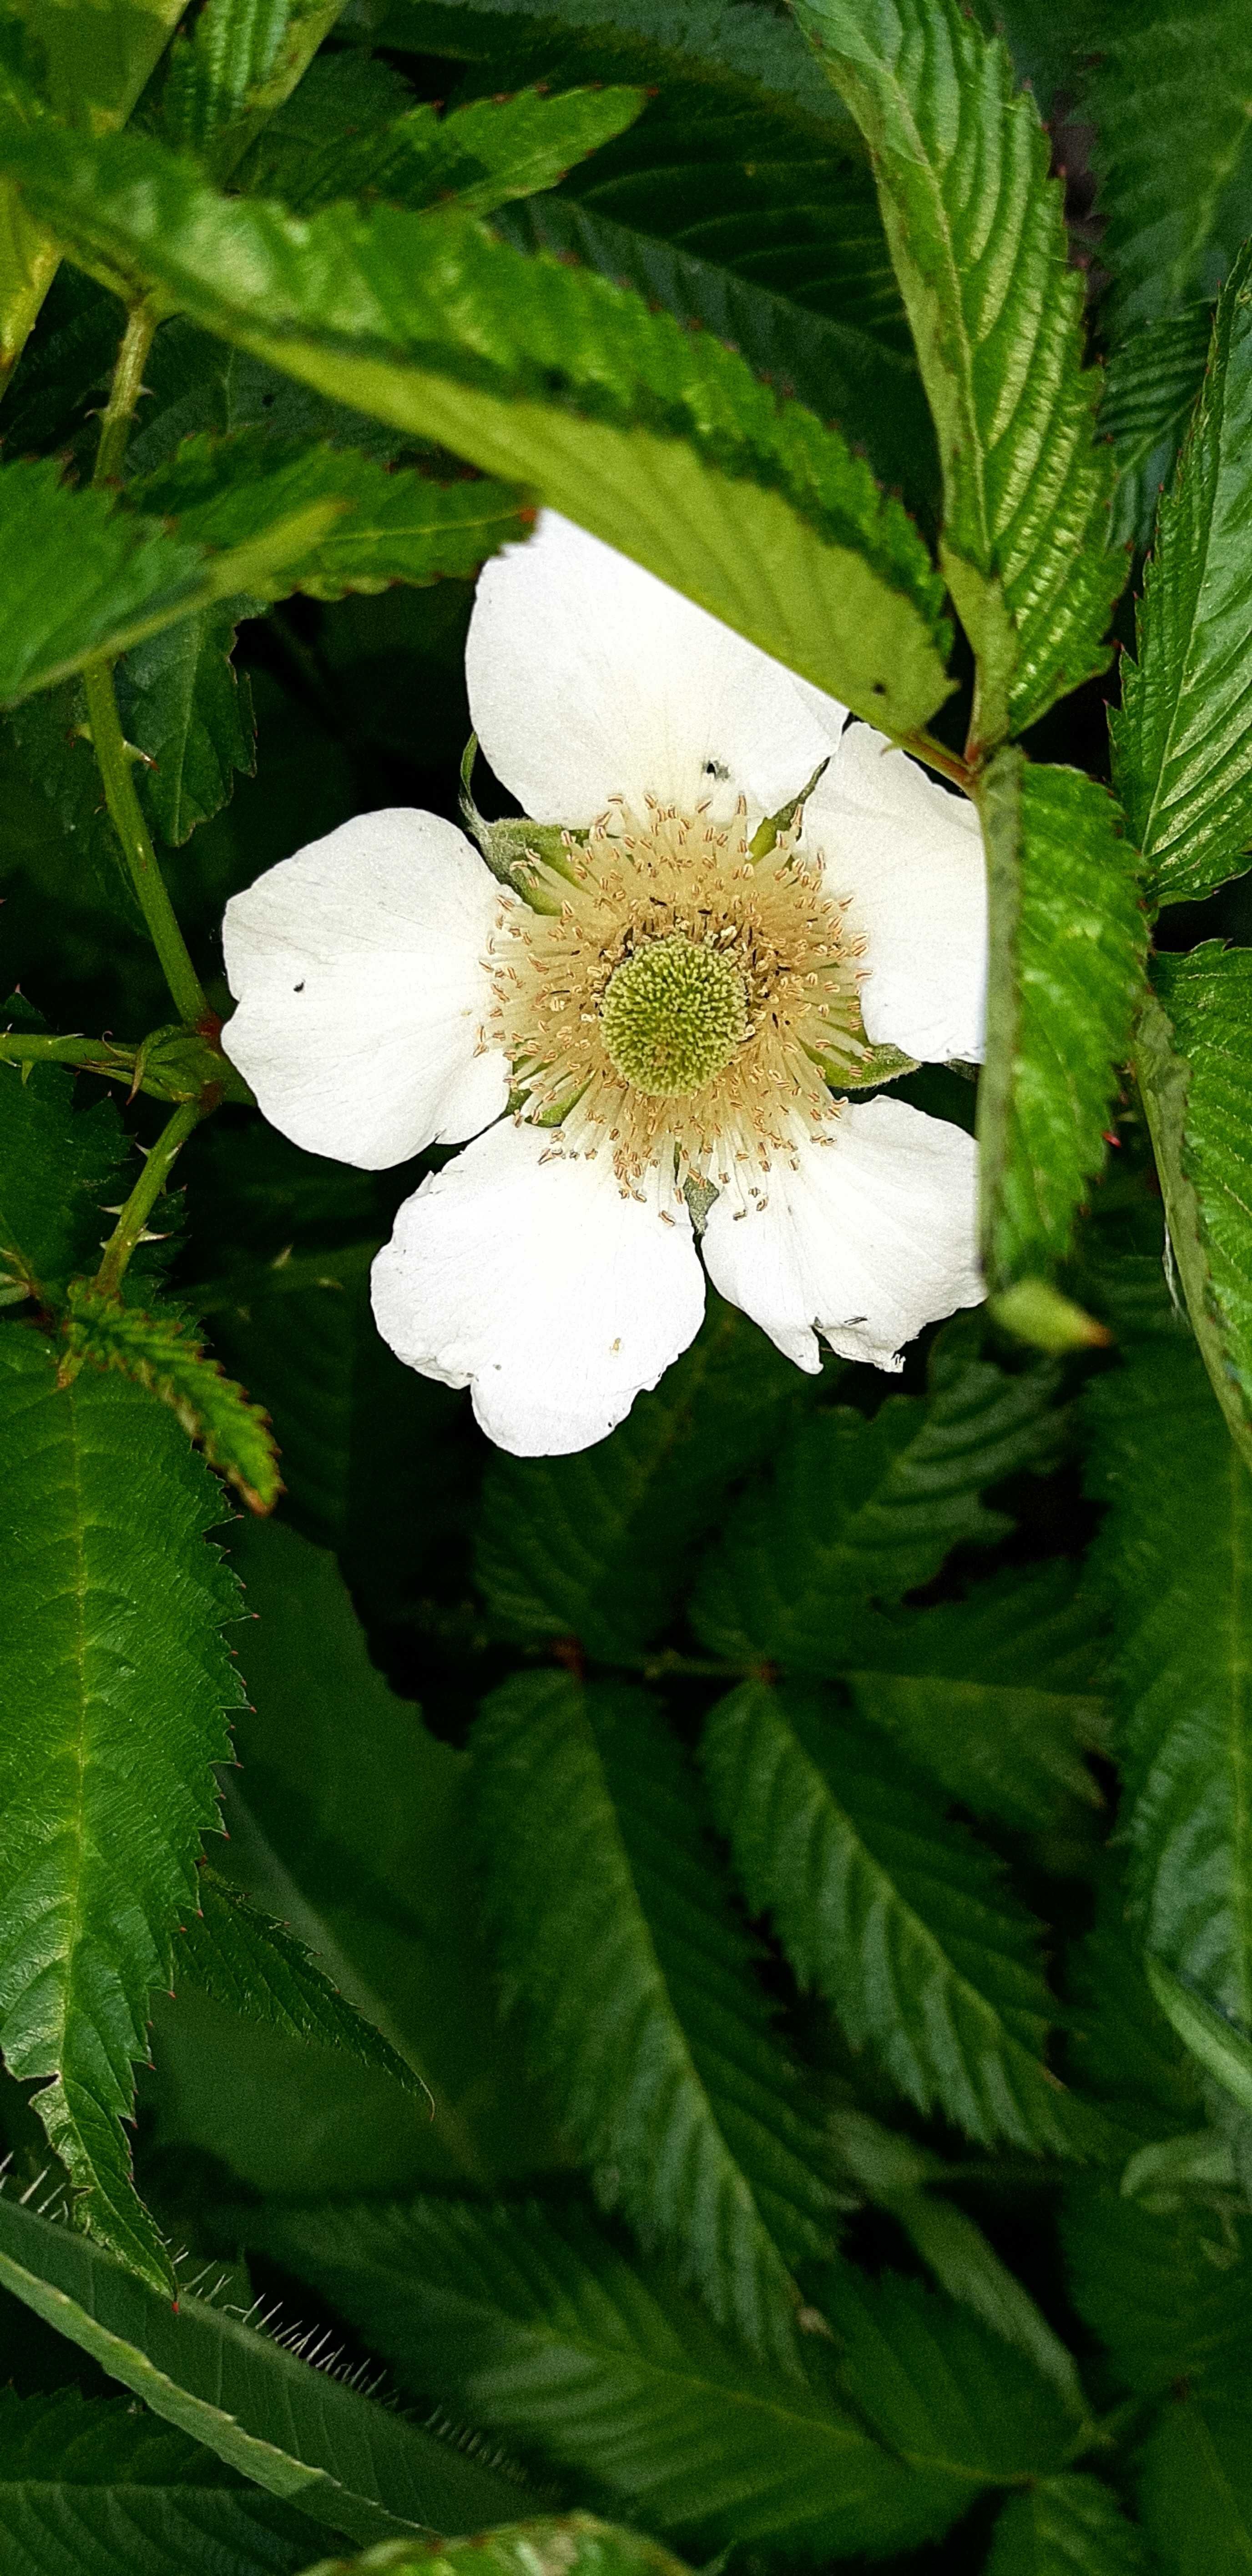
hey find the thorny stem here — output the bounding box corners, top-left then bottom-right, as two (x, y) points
(86, 302), (210, 1028)
(95, 1100), (201, 1299)
(0, 1032), (133, 1077)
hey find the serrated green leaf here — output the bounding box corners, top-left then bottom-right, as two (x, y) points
(977, 753), (1146, 1303)
(1065, 1869), (1202, 2149)
(0, 453), (343, 708)
(119, 598), (256, 847)
(1061, 2180), (1252, 2401)
(63, 1283), (281, 1511)
(822, 2264), (1074, 2484)
(142, 0), (351, 185)
(0, 2189), (525, 2546)
(129, 430), (527, 603)
(701, 1681), (1089, 2154)
(986, 2474), (1149, 2576)
(175, 1870), (427, 2102)
(1112, 254), (1252, 909)
(197, 1514), (554, 2194)
(792, 0), (1122, 745)
(0, 1051), (127, 1303)
(298, 2513), (694, 2576)
(1085, 2), (1252, 335)
(844, 1564), (1107, 1832)
(475, 1295), (814, 1660)
(472, 1671), (837, 2370)
(1137, 952), (1252, 1467)
(1101, 303), (1212, 551)
(1138, 2394), (1252, 2574)
(0, 2384), (322, 2576)
(256, 2192), (977, 2558)
(0, 118), (954, 735)
(1145, 1958), (1252, 2126)
(1083, 1288), (1252, 2078)
(691, 1321), (1062, 1670)
(0, 1331), (246, 2292)
(240, 66), (646, 217)
(872, 2187), (1088, 2425)
(0, 0), (183, 376)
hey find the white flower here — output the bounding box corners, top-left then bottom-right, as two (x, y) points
(221, 512), (986, 1457)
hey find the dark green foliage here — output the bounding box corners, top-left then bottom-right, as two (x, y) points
(985, 2475), (1149, 2576)
(0, 5), (1247, 2569)
(1084, 1286), (1252, 2062)
(0, 2191), (525, 2545)
(0, 2385), (323, 2576)
(701, 1682), (1090, 2152)
(255, 2192), (987, 2558)
(475, 1295), (814, 1658)
(0, 1054), (127, 1303)
(472, 1671), (837, 2368)
(1085, 0), (1252, 332)
(692, 1319), (1062, 1669)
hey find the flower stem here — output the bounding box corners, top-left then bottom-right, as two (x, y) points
(92, 300), (156, 491)
(95, 1099), (201, 1299)
(83, 660), (210, 1027)
(896, 730), (976, 795)
(86, 300), (210, 1029)
(0, 1032), (133, 1078)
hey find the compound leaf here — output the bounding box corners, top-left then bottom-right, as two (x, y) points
(822, 2264), (1074, 2485)
(792, 0), (1122, 745)
(1061, 2180), (1252, 2401)
(0, 1330), (242, 2294)
(0, 116), (954, 736)
(0, 2385), (323, 2576)
(475, 1295), (813, 1659)
(472, 1671), (837, 2370)
(691, 1321), (1062, 1670)
(977, 753), (1146, 1300)
(986, 2474), (1149, 2576)
(256, 2192), (981, 2558)
(700, 1681), (1089, 2153)
(0, 2189), (525, 2546)
(1112, 253), (1252, 910)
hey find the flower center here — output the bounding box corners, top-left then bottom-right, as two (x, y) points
(599, 931), (748, 1097)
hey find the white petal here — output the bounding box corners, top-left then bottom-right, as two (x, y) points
(370, 1121), (706, 1455)
(804, 723), (987, 1064)
(222, 810), (509, 1171)
(465, 509), (844, 828)
(702, 1098), (983, 1374)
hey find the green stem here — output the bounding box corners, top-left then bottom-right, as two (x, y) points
(92, 300), (156, 490)
(896, 730), (976, 795)
(82, 659), (208, 1027)
(0, 1033), (134, 1077)
(86, 300), (209, 1027)
(96, 1100), (201, 1298)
